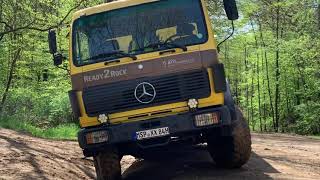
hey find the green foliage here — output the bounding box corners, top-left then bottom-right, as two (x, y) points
(0, 0), (319, 138)
(292, 102), (320, 135)
(208, 0), (320, 134)
(6, 83), (72, 127)
(0, 0), (104, 137)
(0, 116), (78, 140)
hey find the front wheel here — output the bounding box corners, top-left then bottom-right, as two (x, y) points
(207, 107), (252, 168)
(93, 147), (121, 180)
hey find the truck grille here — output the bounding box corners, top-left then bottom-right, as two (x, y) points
(83, 70), (211, 116)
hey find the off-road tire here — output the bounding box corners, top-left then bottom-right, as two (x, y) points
(207, 107), (251, 168)
(93, 147), (121, 180)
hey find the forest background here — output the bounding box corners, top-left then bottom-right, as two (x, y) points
(0, 0), (319, 138)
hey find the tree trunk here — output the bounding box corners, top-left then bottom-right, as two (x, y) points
(245, 46), (250, 127)
(318, 1), (320, 30)
(250, 63), (255, 131)
(257, 49), (262, 132)
(284, 72), (290, 114)
(261, 48), (267, 132)
(235, 60), (239, 104)
(0, 0), (4, 42)
(274, 0), (281, 132)
(0, 49), (22, 113)
(257, 19), (275, 131)
(250, 19), (263, 132)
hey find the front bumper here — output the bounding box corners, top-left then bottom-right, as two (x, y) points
(78, 105), (232, 152)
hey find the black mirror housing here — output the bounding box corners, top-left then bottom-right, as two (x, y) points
(53, 54), (64, 66)
(48, 29), (66, 66)
(223, 0), (239, 20)
(48, 30), (57, 54)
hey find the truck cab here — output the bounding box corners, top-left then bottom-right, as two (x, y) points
(48, 0), (251, 179)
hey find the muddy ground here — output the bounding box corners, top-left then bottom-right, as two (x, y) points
(0, 128), (319, 180)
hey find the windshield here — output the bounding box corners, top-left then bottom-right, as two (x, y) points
(72, 0), (208, 66)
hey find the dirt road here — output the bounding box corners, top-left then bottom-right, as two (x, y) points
(0, 128), (319, 180)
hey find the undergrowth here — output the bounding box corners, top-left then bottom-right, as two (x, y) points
(0, 116), (78, 140)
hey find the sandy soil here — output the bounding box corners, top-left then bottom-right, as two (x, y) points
(0, 128), (319, 180)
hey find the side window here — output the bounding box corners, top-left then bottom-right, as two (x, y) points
(75, 31), (89, 64)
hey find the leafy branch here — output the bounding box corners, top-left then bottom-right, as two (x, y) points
(0, 0), (86, 37)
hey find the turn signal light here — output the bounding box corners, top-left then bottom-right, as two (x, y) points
(86, 131), (109, 145)
(188, 99), (199, 109)
(194, 112), (220, 127)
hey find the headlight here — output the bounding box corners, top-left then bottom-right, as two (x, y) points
(86, 131), (109, 145)
(194, 112), (220, 127)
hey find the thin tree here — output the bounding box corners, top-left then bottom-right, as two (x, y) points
(0, 48), (21, 113)
(250, 19), (263, 132)
(318, 0), (320, 30)
(274, 0), (281, 132)
(244, 46), (250, 126)
(257, 17), (276, 131)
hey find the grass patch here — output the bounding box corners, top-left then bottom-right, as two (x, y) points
(0, 117), (79, 140)
(309, 135), (320, 140)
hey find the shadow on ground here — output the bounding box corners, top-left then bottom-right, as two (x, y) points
(122, 145), (279, 180)
(0, 133), (95, 180)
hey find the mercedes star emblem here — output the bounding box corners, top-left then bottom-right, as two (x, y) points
(134, 82), (156, 104)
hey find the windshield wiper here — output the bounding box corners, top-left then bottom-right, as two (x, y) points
(85, 50), (137, 62)
(164, 42), (188, 52)
(146, 42), (187, 52)
(131, 42), (187, 53)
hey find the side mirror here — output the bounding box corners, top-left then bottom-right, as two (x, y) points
(223, 0), (239, 20)
(53, 54), (64, 66)
(48, 30), (57, 54)
(48, 29), (65, 66)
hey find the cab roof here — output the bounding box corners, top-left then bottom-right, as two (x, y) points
(72, 0), (159, 21)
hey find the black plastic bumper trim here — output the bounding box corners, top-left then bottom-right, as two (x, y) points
(78, 106), (232, 150)
(68, 90), (81, 119)
(211, 63), (227, 93)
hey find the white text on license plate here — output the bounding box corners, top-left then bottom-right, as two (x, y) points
(136, 127), (170, 140)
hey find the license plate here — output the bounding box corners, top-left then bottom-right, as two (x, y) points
(136, 127), (170, 140)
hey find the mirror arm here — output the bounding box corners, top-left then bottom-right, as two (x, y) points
(56, 65), (71, 76)
(217, 21), (235, 52)
(53, 53), (70, 75)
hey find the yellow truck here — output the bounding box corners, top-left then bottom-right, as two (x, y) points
(48, 0), (251, 179)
